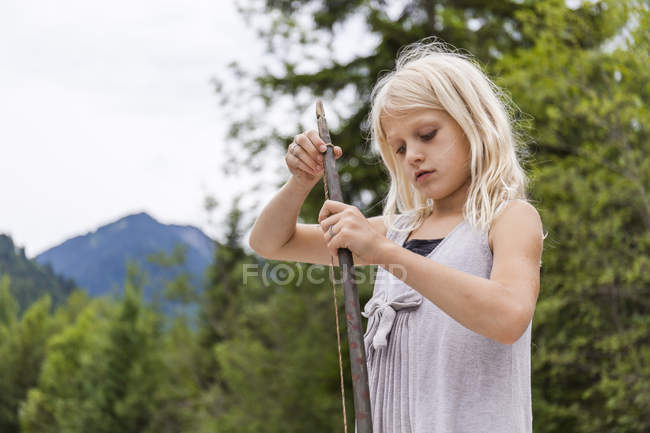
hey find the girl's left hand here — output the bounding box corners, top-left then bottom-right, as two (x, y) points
(318, 199), (386, 264)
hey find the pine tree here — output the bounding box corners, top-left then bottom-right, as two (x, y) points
(218, 0), (649, 431)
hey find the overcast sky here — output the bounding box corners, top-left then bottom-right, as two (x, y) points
(0, 0), (387, 259)
(0, 0), (277, 257)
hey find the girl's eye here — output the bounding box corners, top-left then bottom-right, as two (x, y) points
(395, 130), (437, 154)
(420, 130), (438, 141)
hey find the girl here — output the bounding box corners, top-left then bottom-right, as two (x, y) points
(249, 39), (544, 433)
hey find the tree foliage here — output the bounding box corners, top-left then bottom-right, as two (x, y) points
(0, 234), (76, 314)
(0, 1), (647, 432)
(216, 0), (650, 431)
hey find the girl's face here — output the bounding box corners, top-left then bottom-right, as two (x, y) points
(382, 108), (471, 207)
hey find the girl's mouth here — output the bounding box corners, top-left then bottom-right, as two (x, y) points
(416, 170), (435, 182)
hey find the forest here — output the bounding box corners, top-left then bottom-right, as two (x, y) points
(1, 0), (648, 432)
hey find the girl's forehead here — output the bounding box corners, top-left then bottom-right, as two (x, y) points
(381, 108), (448, 130)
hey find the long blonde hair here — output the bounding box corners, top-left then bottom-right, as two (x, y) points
(367, 38), (531, 235)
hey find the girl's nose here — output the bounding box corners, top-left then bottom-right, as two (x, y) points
(406, 145), (425, 165)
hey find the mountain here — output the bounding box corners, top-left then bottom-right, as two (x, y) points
(0, 234), (76, 314)
(35, 212), (216, 308)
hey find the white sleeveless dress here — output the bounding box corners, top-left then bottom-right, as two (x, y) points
(359, 213), (533, 433)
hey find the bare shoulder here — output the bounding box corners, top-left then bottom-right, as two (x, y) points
(367, 215), (389, 238)
(488, 199), (544, 258)
(488, 199), (544, 343)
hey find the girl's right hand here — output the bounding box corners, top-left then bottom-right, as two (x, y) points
(286, 129), (342, 188)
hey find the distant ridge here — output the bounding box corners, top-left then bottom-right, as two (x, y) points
(0, 234), (76, 314)
(35, 212), (216, 307)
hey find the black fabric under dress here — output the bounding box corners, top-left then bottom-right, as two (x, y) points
(402, 237), (445, 256)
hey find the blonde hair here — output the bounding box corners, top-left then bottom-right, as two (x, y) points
(367, 38), (531, 235)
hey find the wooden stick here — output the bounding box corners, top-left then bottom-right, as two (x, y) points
(316, 99), (373, 433)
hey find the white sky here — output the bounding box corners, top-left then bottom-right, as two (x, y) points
(1, 0), (628, 259)
(0, 0), (380, 259)
(0, 0), (273, 257)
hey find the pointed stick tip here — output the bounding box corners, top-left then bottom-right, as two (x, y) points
(316, 99), (324, 116)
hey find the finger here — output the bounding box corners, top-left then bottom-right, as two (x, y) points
(325, 225), (340, 255)
(292, 135), (316, 170)
(286, 149), (316, 176)
(318, 200), (331, 223)
(304, 130), (326, 165)
(293, 134), (323, 173)
(320, 213), (343, 234)
(318, 144), (342, 160)
(319, 204), (344, 230)
(318, 199), (347, 224)
(325, 219), (345, 241)
(308, 132), (333, 155)
(326, 223), (348, 255)
(287, 152), (321, 176)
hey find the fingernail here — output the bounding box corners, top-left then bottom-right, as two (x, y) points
(320, 145), (326, 151)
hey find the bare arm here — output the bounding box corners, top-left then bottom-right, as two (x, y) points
(249, 128), (333, 256)
(374, 200), (543, 344)
(248, 175), (315, 257)
(260, 215), (387, 267)
(248, 175), (387, 266)
(249, 129), (386, 266)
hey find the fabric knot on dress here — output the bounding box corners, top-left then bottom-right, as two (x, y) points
(362, 290), (423, 350)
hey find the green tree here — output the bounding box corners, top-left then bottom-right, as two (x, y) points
(219, 0), (556, 216)
(0, 234), (76, 314)
(0, 276), (58, 433)
(195, 198), (377, 432)
(218, 0), (649, 431)
(494, 1), (650, 431)
(147, 243), (202, 326)
(19, 265), (168, 433)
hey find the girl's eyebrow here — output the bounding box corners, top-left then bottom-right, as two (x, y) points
(386, 120), (441, 142)
(418, 123), (440, 131)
